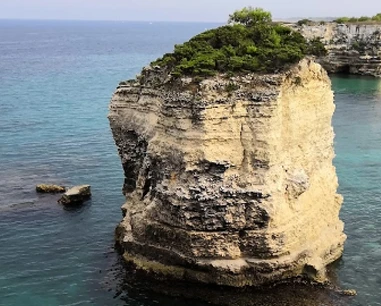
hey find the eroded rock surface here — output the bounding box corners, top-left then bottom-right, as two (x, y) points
(109, 58), (346, 287)
(296, 23), (381, 76)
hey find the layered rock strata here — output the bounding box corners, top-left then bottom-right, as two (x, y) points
(296, 23), (381, 76)
(109, 58), (346, 287)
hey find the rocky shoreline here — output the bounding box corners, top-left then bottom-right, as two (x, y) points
(295, 22), (381, 77)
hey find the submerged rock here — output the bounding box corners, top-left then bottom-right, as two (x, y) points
(36, 184), (66, 194)
(58, 185), (91, 205)
(109, 58), (346, 287)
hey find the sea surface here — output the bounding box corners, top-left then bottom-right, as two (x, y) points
(0, 20), (380, 306)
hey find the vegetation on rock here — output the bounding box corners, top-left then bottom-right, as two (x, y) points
(296, 19), (327, 26)
(297, 19), (314, 26)
(152, 8), (327, 77)
(334, 13), (381, 24)
(352, 40), (368, 52)
(228, 7), (272, 26)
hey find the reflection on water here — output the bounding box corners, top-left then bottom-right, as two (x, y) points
(110, 260), (354, 306)
(331, 74), (381, 96)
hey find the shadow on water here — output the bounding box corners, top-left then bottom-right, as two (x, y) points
(61, 199), (93, 213)
(102, 249), (355, 306)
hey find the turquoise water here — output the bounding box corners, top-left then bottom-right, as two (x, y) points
(0, 20), (380, 306)
(332, 75), (381, 305)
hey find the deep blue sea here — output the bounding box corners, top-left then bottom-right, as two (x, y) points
(0, 20), (380, 306)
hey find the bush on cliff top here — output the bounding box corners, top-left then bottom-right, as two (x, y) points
(297, 19), (314, 26)
(152, 7), (326, 77)
(334, 13), (381, 24)
(228, 7), (272, 26)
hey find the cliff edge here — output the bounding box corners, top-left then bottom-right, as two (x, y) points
(108, 57), (346, 287)
(297, 23), (381, 76)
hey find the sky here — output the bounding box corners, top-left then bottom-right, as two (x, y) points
(0, 0), (380, 22)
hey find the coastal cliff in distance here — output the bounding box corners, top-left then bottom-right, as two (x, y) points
(108, 58), (346, 287)
(296, 23), (381, 76)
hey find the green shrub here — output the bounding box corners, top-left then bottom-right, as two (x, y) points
(352, 40), (367, 51)
(358, 16), (372, 22)
(297, 19), (313, 26)
(228, 7), (272, 26)
(372, 13), (381, 21)
(334, 17), (350, 23)
(152, 8), (326, 78)
(307, 38), (327, 56)
(334, 13), (381, 23)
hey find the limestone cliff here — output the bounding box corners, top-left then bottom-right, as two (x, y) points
(296, 23), (381, 76)
(109, 58), (346, 287)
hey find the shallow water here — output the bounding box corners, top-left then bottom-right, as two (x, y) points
(0, 20), (380, 306)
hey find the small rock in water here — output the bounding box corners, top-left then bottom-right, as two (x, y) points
(36, 184), (66, 194)
(340, 289), (357, 296)
(58, 185), (91, 205)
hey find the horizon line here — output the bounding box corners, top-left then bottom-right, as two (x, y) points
(0, 17), (226, 23)
(0, 16), (324, 24)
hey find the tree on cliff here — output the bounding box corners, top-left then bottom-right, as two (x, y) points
(152, 8), (327, 77)
(228, 7), (272, 26)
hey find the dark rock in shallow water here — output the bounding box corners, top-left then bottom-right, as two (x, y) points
(113, 258), (354, 306)
(36, 184), (66, 194)
(58, 185), (91, 205)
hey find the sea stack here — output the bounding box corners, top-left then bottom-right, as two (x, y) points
(109, 59), (345, 286)
(109, 13), (346, 287)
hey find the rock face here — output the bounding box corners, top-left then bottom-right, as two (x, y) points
(296, 23), (381, 76)
(58, 185), (91, 205)
(109, 58), (346, 287)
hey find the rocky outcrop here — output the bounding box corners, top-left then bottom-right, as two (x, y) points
(109, 58), (346, 287)
(36, 184), (66, 194)
(58, 185), (91, 205)
(296, 23), (381, 76)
